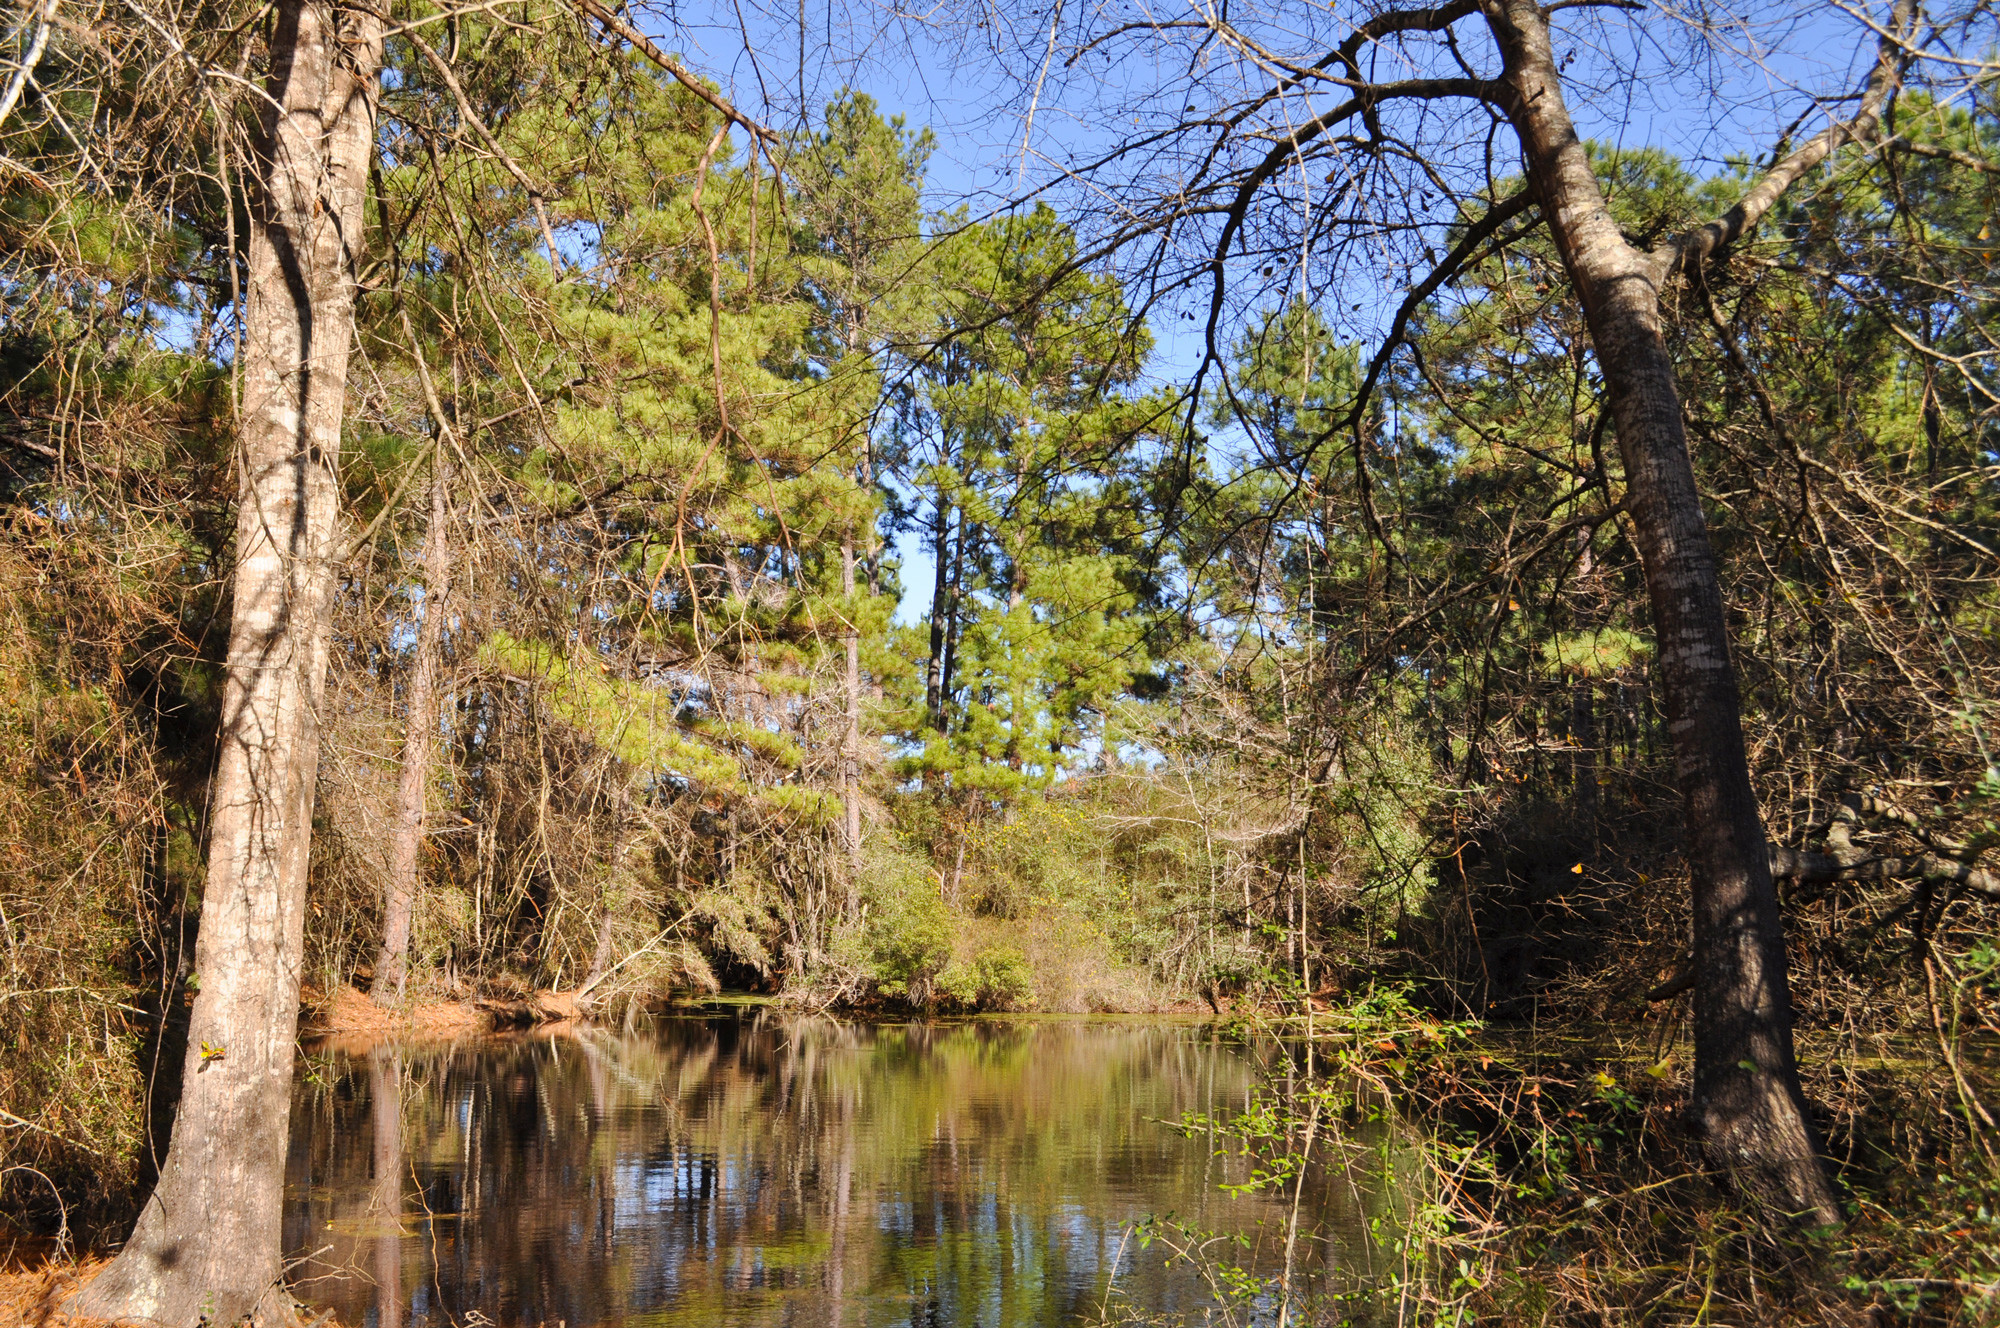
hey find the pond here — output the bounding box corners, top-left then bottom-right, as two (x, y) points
(284, 1009), (1407, 1328)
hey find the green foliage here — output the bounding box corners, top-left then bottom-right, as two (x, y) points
(858, 847), (953, 1006)
(937, 945), (1036, 1012)
(888, 204), (1172, 803)
(1538, 627), (1652, 678)
(956, 796), (1104, 916)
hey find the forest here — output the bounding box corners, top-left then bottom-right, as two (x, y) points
(0, 0), (1997, 1321)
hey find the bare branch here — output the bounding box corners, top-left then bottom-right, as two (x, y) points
(568, 0), (778, 145)
(1666, 0), (1919, 277)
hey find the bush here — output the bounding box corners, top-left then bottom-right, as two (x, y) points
(938, 946), (1036, 1012)
(862, 852), (953, 1008)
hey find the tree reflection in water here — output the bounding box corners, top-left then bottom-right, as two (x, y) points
(285, 1012), (1400, 1327)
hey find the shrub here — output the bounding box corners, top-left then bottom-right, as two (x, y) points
(862, 853), (953, 1008)
(938, 945), (1036, 1012)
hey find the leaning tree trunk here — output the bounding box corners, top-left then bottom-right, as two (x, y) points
(1485, 0), (1839, 1225)
(75, 1), (384, 1321)
(373, 447), (452, 1005)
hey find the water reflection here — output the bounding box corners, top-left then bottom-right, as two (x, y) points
(285, 1012), (1393, 1327)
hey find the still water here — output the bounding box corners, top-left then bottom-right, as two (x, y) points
(284, 1010), (1399, 1328)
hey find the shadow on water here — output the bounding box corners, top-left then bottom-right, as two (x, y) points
(284, 1010), (1407, 1328)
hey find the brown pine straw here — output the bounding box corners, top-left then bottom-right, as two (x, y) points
(0, 1256), (111, 1328)
(0, 1259), (347, 1328)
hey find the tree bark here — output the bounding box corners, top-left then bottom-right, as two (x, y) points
(581, 892), (619, 993)
(837, 313), (869, 897)
(1485, 0), (1839, 1225)
(372, 447), (451, 1005)
(74, 1), (384, 1320)
(840, 531), (863, 906)
(1570, 531), (1599, 832)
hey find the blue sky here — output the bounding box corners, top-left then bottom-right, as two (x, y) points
(640, 0), (1906, 623)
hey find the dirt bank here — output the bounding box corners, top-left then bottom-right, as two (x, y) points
(298, 985), (601, 1048)
(299, 984), (494, 1040)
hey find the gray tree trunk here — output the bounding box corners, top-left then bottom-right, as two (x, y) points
(372, 447), (452, 1005)
(582, 895), (618, 993)
(838, 315), (868, 903)
(74, 1), (384, 1320)
(1485, 0), (1840, 1225)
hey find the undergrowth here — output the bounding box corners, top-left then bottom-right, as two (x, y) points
(1093, 982), (2000, 1326)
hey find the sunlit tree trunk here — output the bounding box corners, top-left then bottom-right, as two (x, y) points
(582, 888), (618, 992)
(840, 307), (868, 906)
(74, 0), (384, 1320)
(373, 446), (451, 1005)
(1485, 0), (1838, 1223)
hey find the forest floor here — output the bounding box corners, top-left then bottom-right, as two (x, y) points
(0, 1257), (108, 1328)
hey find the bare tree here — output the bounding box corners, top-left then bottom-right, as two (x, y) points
(74, 0), (384, 1318)
(956, 0), (1969, 1218)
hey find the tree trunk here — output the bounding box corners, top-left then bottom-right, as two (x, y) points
(582, 894), (619, 992)
(1485, 0), (1838, 1225)
(940, 515), (968, 721)
(840, 531), (863, 908)
(924, 495), (952, 727)
(863, 447), (883, 603)
(74, 2), (383, 1321)
(838, 315), (870, 887)
(579, 808), (629, 996)
(372, 446), (451, 1005)
(369, 1047), (405, 1328)
(1571, 532), (1600, 833)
